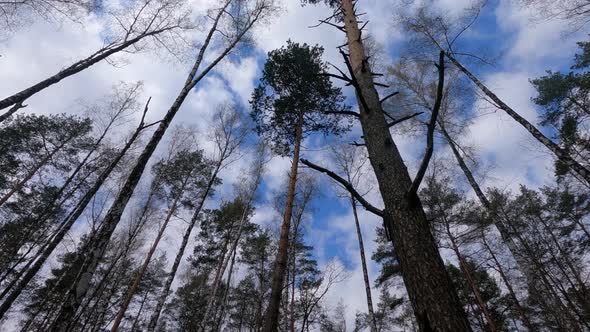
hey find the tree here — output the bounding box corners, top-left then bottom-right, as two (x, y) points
(0, 0), (193, 121)
(401, 3), (590, 186)
(300, 1), (471, 330)
(48, 1), (275, 328)
(330, 145), (377, 332)
(110, 148), (213, 331)
(531, 40), (590, 182)
(146, 105), (248, 332)
(251, 40), (350, 332)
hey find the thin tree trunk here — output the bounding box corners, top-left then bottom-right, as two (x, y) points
(480, 230), (533, 331)
(0, 120), (144, 321)
(0, 27), (172, 117)
(110, 187), (186, 332)
(339, 1), (471, 330)
(215, 248), (238, 332)
(49, 2), (259, 328)
(441, 124), (586, 330)
(130, 290), (150, 332)
(262, 110), (304, 332)
(0, 136), (72, 207)
(444, 222), (497, 332)
(200, 166), (264, 331)
(146, 157), (223, 332)
(440, 51), (590, 185)
(350, 197), (377, 332)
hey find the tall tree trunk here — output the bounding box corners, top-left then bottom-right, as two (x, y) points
(146, 156), (224, 332)
(200, 166), (264, 332)
(48, 2), (259, 328)
(439, 51), (590, 185)
(339, 1), (471, 330)
(444, 222), (497, 332)
(350, 197), (377, 332)
(480, 229), (533, 331)
(110, 185), (186, 332)
(262, 110), (304, 332)
(440, 124), (587, 330)
(0, 120), (144, 321)
(0, 28), (171, 117)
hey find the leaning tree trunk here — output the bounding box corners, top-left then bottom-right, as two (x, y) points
(0, 134), (74, 207)
(262, 111), (304, 332)
(0, 28), (171, 118)
(48, 2), (255, 329)
(0, 120), (144, 321)
(350, 197), (377, 332)
(339, 1), (471, 330)
(440, 51), (590, 185)
(440, 124), (587, 329)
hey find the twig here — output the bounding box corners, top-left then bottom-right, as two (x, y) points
(379, 91), (399, 104)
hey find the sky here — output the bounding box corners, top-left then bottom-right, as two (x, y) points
(0, 0), (587, 329)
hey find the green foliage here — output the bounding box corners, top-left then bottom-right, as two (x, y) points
(531, 40), (590, 179)
(447, 261), (510, 331)
(250, 40), (350, 155)
(151, 149), (217, 209)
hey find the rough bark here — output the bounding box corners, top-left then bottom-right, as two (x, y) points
(262, 111), (304, 332)
(0, 117), (145, 321)
(339, 1), (471, 330)
(350, 197), (377, 332)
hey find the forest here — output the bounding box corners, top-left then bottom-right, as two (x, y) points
(0, 0), (589, 331)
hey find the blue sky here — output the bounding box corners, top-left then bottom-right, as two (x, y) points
(0, 0), (587, 328)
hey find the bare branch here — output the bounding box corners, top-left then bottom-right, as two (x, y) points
(301, 159), (383, 217)
(379, 91), (399, 104)
(387, 112), (423, 128)
(407, 51), (445, 198)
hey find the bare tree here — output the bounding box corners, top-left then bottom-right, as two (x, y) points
(0, 0), (193, 120)
(46, 0), (275, 329)
(146, 104), (249, 332)
(330, 145), (377, 332)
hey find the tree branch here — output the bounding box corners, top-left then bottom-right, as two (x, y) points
(301, 159), (383, 218)
(379, 91), (399, 104)
(387, 112), (423, 128)
(323, 110), (360, 118)
(407, 52), (445, 198)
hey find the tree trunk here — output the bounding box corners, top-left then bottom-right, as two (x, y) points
(350, 197), (377, 332)
(340, 1), (471, 330)
(130, 290), (150, 332)
(480, 229), (533, 331)
(440, 124), (587, 329)
(110, 187), (186, 332)
(444, 222), (497, 332)
(0, 28), (170, 117)
(145, 157), (223, 332)
(48, 2), (256, 328)
(200, 168), (263, 332)
(0, 122), (143, 321)
(262, 110), (304, 332)
(441, 51), (590, 185)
